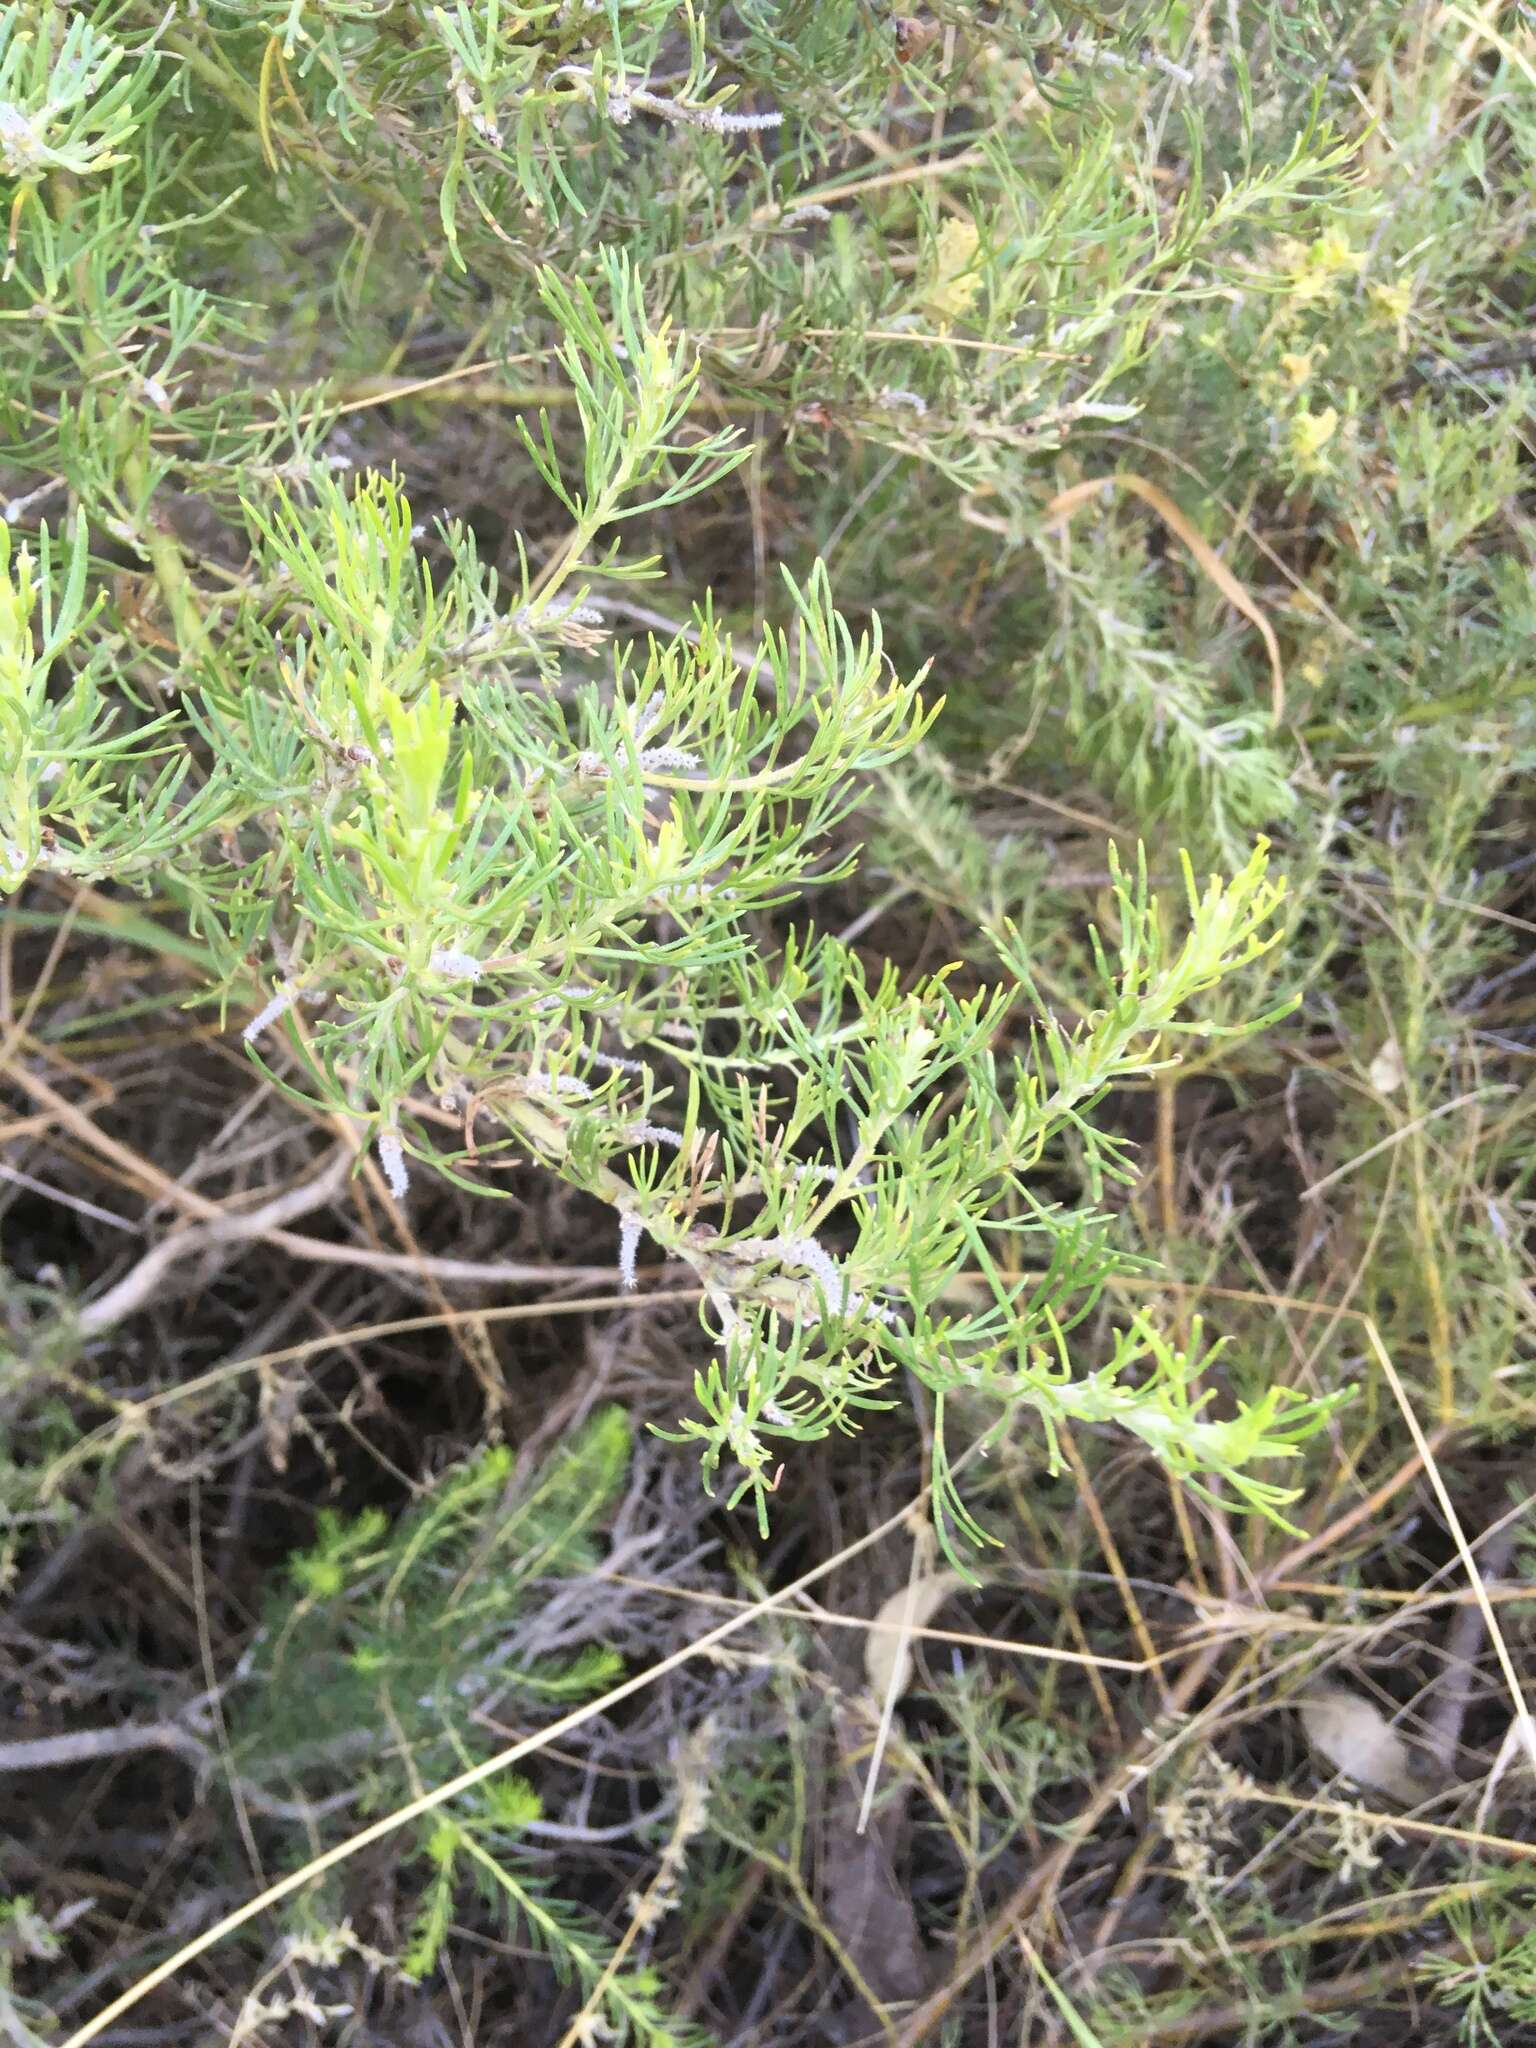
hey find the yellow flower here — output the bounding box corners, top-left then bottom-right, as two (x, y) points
(1370, 280), (1411, 322)
(1278, 229), (1366, 305)
(1289, 405), (1339, 472)
(1368, 279), (1413, 351)
(1311, 228), (1364, 275)
(1279, 350), (1315, 389)
(918, 219), (983, 325)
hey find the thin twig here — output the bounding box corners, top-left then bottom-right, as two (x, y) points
(0, 1723), (204, 1773)
(76, 1148), (354, 1335)
(0, 1720), (351, 1825)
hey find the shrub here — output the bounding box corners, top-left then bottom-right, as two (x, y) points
(1, 0), (1347, 1543)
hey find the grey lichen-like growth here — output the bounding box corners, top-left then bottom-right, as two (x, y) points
(605, 85), (782, 134)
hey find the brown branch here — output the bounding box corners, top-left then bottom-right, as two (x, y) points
(1423, 1519), (1522, 1772)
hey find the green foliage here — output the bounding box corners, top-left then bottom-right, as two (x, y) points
(0, 7), (155, 184)
(656, 840), (1344, 1546)
(0, 511), (215, 887)
(1018, 527), (1297, 861)
(0, 1895), (62, 2048)
(232, 1408), (715, 2042)
(402, 1805), (712, 2045)
(8, 3), (1536, 2033)
(240, 1405), (631, 1787)
(1419, 1893), (1536, 2045)
(0, 0), (1357, 1537)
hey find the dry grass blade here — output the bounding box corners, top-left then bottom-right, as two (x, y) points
(863, 1567), (968, 1704)
(1041, 473), (1288, 723)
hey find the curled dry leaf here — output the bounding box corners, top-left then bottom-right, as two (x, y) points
(1368, 1038), (1404, 1094)
(865, 1569), (968, 1703)
(1298, 1685), (1424, 1804)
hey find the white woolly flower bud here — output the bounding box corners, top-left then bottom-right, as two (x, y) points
(521, 1071), (592, 1102)
(243, 982), (296, 1044)
(0, 105), (46, 178)
(627, 1120), (682, 1149)
(618, 1213), (643, 1290)
(702, 105), (782, 134)
(377, 1131), (410, 1200)
(533, 983), (597, 1012)
(429, 948), (483, 981)
(776, 1233), (851, 1309)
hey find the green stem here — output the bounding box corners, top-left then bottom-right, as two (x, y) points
(50, 174), (210, 664)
